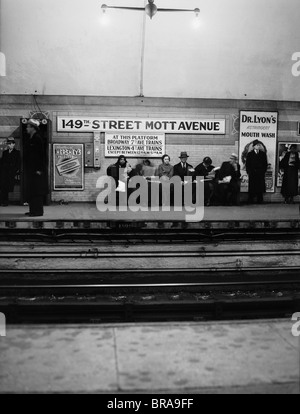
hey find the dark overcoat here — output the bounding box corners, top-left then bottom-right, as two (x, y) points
(246, 150), (268, 195)
(23, 132), (47, 199)
(0, 149), (21, 192)
(279, 152), (300, 197)
(219, 162), (241, 183)
(107, 162), (135, 186)
(195, 163), (215, 179)
(173, 162), (194, 182)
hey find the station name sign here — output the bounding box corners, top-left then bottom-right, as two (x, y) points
(57, 117), (226, 135)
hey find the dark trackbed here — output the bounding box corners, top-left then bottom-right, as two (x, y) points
(0, 226), (300, 324)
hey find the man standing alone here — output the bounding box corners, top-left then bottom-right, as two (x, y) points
(246, 140), (268, 204)
(0, 138), (21, 206)
(24, 119), (47, 217)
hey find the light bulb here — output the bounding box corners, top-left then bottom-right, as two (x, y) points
(100, 12), (110, 25)
(100, 4), (109, 25)
(193, 16), (201, 29)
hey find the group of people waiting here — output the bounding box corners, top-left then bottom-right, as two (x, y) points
(108, 140), (300, 206)
(0, 135), (298, 213)
(107, 151), (242, 206)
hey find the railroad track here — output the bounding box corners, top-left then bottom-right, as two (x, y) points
(0, 228), (300, 323)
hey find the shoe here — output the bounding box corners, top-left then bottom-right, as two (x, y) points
(1, 204), (8, 207)
(25, 212), (30, 216)
(29, 214), (43, 217)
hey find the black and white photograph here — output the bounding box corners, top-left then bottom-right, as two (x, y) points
(0, 0), (300, 397)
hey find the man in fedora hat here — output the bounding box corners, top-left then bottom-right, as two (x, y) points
(246, 140), (268, 204)
(23, 119), (47, 217)
(172, 151), (196, 227)
(0, 137), (21, 206)
(173, 152), (195, 182)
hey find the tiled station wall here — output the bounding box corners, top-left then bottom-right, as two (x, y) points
(0, 95), (299, 204)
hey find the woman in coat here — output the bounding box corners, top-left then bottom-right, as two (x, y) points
(107, 155), (134, 186)
(279, 144), (300, 204)
(156, 154), (174, 180)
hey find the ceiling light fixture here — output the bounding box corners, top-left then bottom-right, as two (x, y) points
(101, 0), (200, 20)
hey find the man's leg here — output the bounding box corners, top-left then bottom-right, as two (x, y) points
(257, 192), (264, 204)
(218, 184), (227, 205)
(29, 196), (44, 216)
(1, 191), (9, 206)
(248, 191), (254, 204)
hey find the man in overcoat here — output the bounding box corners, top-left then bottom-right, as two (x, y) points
(246, 140), (268, 204)
(173, 152), (195, 182)
(24, 119), (47, 217)
(0, 138), (21, 206)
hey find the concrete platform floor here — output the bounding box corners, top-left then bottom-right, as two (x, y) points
(0, 319), (299, 394)
(0, 203), (299, 222)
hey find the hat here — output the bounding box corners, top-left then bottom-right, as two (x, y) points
(27, 119), (40, 128)
(179, 151), (189, 158)
(7, 137), (15, 144)
(230, 153), (238, 160)
(252, 140), (260, 147)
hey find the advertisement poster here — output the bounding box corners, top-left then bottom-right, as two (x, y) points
(239, 111), (278, 193)
(277, 142), (300, 187)
(53, 144), (84, 191)
(105, 133), (165, 158)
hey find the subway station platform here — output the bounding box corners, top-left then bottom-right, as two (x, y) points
(0, 319), (299, 394)
(0, 203), (299, 230)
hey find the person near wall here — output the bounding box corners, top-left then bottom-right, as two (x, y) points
(24, 119), (47, 217)
(246, 140), (268, 204)
(107, 155), (134, 187)
(195, 157), (215, 206)
(156, 154), (174, 180)
(107, 155), (135, 206)
(0, 137), (21, 207)
(173, 152), (195, 215)
(217, 153), (241, 206)
(173, 152), (195, 182)
(279, 144), (300, 204)
(155, 154), (174, 208)
(136, 159), (156, 178)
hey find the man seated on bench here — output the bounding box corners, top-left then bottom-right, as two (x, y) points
(195, 157), (216, 206)
(217, 153), (241, 206)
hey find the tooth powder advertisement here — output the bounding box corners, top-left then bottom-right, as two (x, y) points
(53, 144), (84, 190)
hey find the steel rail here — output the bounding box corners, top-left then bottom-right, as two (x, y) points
(1, 265), (300, 273)
(1, 280), (300, 289)
(0, 250), (300, 258)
